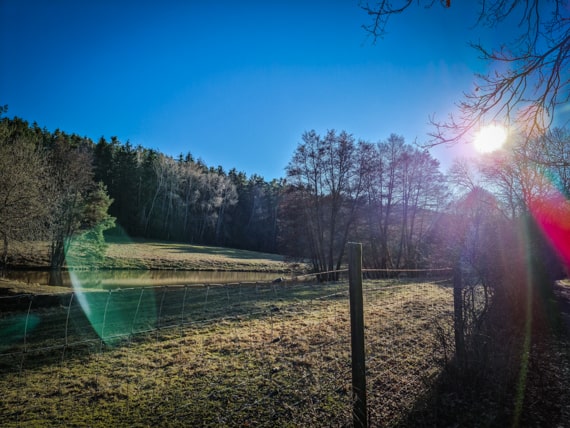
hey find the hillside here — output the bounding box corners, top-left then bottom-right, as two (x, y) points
(5, 239), (304, 273)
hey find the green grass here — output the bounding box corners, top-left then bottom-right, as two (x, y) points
(0, 280), (454, 427)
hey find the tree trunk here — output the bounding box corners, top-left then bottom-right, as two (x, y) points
(215, 202), (226, 245)
(49, 269), (64, 286)
(50, 239), (66, 271)
(1, 232), (8, 276)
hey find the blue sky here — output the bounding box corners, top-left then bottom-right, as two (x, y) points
(1, 1), (503, 179)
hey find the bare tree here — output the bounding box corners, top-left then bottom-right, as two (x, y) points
(0, 117), (47, 271)
(143, 153), (175, 236)
(396, 148), (447, 268)
(285, 130), (363, 278)
(530, 127), (570, 187)
(447, 158), (480, 195)
(361, 0), (570, 143)
(374, 134), (404, 269)
(478, 136), (558, 221)
(212, 173), (239, 245)
(195, 171), (238, 244)
(357, 135), (447, 270)
(178, 160), (203, 240)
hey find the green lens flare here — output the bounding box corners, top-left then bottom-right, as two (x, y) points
(0, 314), (40, 352)
(65, 225), (157, 345)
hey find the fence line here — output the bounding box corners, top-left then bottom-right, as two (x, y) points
(363, 268), (452, 273)
(294, 269), (349, 280)
(294, 267), (453, 281)
(1, 271), (458, 426)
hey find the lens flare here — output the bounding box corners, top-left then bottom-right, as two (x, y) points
(0, 314), (40, 352)
(66, 225), (157, 345)
(528, 192), (570, 268)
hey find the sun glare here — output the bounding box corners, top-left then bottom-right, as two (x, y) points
(473, 124), (508, 154)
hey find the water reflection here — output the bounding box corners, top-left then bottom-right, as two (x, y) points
(6, 270), (284, 289)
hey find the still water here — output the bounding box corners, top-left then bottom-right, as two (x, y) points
(6, 270), (285, 289)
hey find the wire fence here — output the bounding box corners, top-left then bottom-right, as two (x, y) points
(0, 271), (456, 426)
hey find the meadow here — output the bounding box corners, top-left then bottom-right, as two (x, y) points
(0, 278), (454, 427)
(5, 238), (299, 272)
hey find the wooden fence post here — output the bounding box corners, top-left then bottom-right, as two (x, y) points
(349, 242), (367, 428)
(453, 263), (465, 368)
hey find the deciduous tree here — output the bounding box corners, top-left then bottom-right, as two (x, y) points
(285, 130), (364, 278)
(0, 116), (47, 271)
(45, 133), (114, 275)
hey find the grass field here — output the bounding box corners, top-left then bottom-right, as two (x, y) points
(0, 279), (454, 427)
(2, 239), (306, 298)
(4, 242), (570, 425)
(6, 238), (303, 273)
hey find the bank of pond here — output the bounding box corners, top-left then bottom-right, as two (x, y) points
(5, 269), (285, 290)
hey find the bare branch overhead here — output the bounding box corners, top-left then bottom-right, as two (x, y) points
(361, 0), (570, 146)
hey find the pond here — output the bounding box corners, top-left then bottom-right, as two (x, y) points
(5, 270), (287, 289)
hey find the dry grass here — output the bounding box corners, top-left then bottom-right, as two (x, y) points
(0, 277), (72, 295)
(363, 283), (454, 425)
(0, 280), (454, 427)
(5, 239), (304, 272)
(104, 239), (296, 272)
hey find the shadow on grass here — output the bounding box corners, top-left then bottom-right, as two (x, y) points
(160, 243), (285, 261)
(394, 355), (517, 427)
(394, 285), (570, 428)
(0, 280), (347, 374)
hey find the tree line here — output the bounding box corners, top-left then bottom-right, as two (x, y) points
(280, 130), (447, 278)
(1, 108), (569, 282)
(0, 112), (282, 273)
(92, 137), (282, 252)
(0, 112), (114, 275)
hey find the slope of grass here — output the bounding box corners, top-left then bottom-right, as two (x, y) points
(5, 238), (305, 272)
(104, 239), (296, 271)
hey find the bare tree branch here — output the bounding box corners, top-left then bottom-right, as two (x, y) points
(361, 1), (570, 146)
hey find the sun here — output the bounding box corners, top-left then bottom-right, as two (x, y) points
(473, 124), (508, 154)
